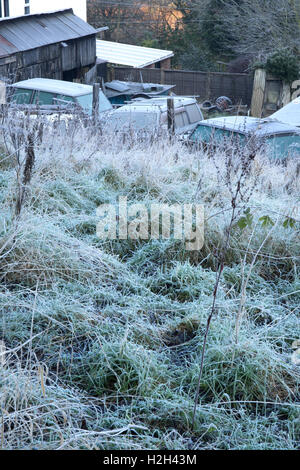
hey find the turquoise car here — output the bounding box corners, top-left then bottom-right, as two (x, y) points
(188, 116), (300, 160)
(104, 80), (175, 107)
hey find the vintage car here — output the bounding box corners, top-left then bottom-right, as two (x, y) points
(270, 97), (300, 127)
(104, 80), (175, 107)
(109, 96), (204, 136)
(10, 78), (112, 116)
(187, 116), (300, 160)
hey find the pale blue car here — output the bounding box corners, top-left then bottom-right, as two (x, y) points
(10, 78), (112, 116)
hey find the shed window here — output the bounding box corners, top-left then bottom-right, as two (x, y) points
(24, 6), (30, 14)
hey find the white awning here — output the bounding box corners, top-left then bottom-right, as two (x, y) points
(96, 40), (174, 68)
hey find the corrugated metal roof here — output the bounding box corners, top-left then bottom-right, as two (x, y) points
(96, 40), (174, 68)
(0, 34), (18, 57)
(0, 9), (97, 58)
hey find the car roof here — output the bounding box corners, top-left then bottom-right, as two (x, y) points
(12, 78), (93, 97)
(104, 80), (175, 98)
(196, 116), (300, 136)
(114, 96), (197, 113)
(270, 98), (300, 127)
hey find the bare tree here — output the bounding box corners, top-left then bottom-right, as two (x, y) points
(87, 0), (150, 43)
(219, 0), (300, 59)
(87, 1), (183, 45)
(173, 0), (299, 63)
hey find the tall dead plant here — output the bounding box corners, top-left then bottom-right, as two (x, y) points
(192, 135), (262, 429)
(15, 130), (35, 217)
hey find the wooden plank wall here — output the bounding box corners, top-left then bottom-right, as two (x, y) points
(0, 36), (96, 83)
(114, 67), (254, 105)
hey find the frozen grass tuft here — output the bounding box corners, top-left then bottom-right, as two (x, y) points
(0, 118), (299, 449)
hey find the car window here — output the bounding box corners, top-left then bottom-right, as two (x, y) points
(185, 104), (203, 123)
(99, 90), (113, 113)
(175, 111), (184, 128)
(110, 110), (158, 130)
(12, 88), (33, 104)
(190, 125), (209, 142)
(175, 110), (189, 128)
(265, 134), (300, 159)
(76, 91), (112, 115)
(55, 94), (75, 104)
(33, 91), (55, 105)
(191, 125), (246, 145)
(76, 94), (92, 114)
(182, 110), (189, 126)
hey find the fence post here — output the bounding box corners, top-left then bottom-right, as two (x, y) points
(250, 68), (266, 117)
(92, 83), (100, 124)
(160, 69), (165, 85)
(167, 98), (175, 137)
(281, 82), (291, 107)
(111, 67), (115, 81)
(206, 72), (211, 100)
(291, 79), (300, 100)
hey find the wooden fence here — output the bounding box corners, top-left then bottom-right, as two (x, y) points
(113, 67), (254, 106)
(251, 68), (299, 117)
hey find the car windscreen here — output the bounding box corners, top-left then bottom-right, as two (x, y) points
(110, 111), (159, 130)
(76, 91), (112, 115)
(12, 88), (33, 104)
(265, 134), (300, 159)
(191, 125), (246, 145)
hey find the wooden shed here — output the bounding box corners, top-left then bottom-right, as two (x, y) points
(0, 9), (98, 83)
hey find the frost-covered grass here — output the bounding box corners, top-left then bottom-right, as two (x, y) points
(0, 118), (299, 450)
